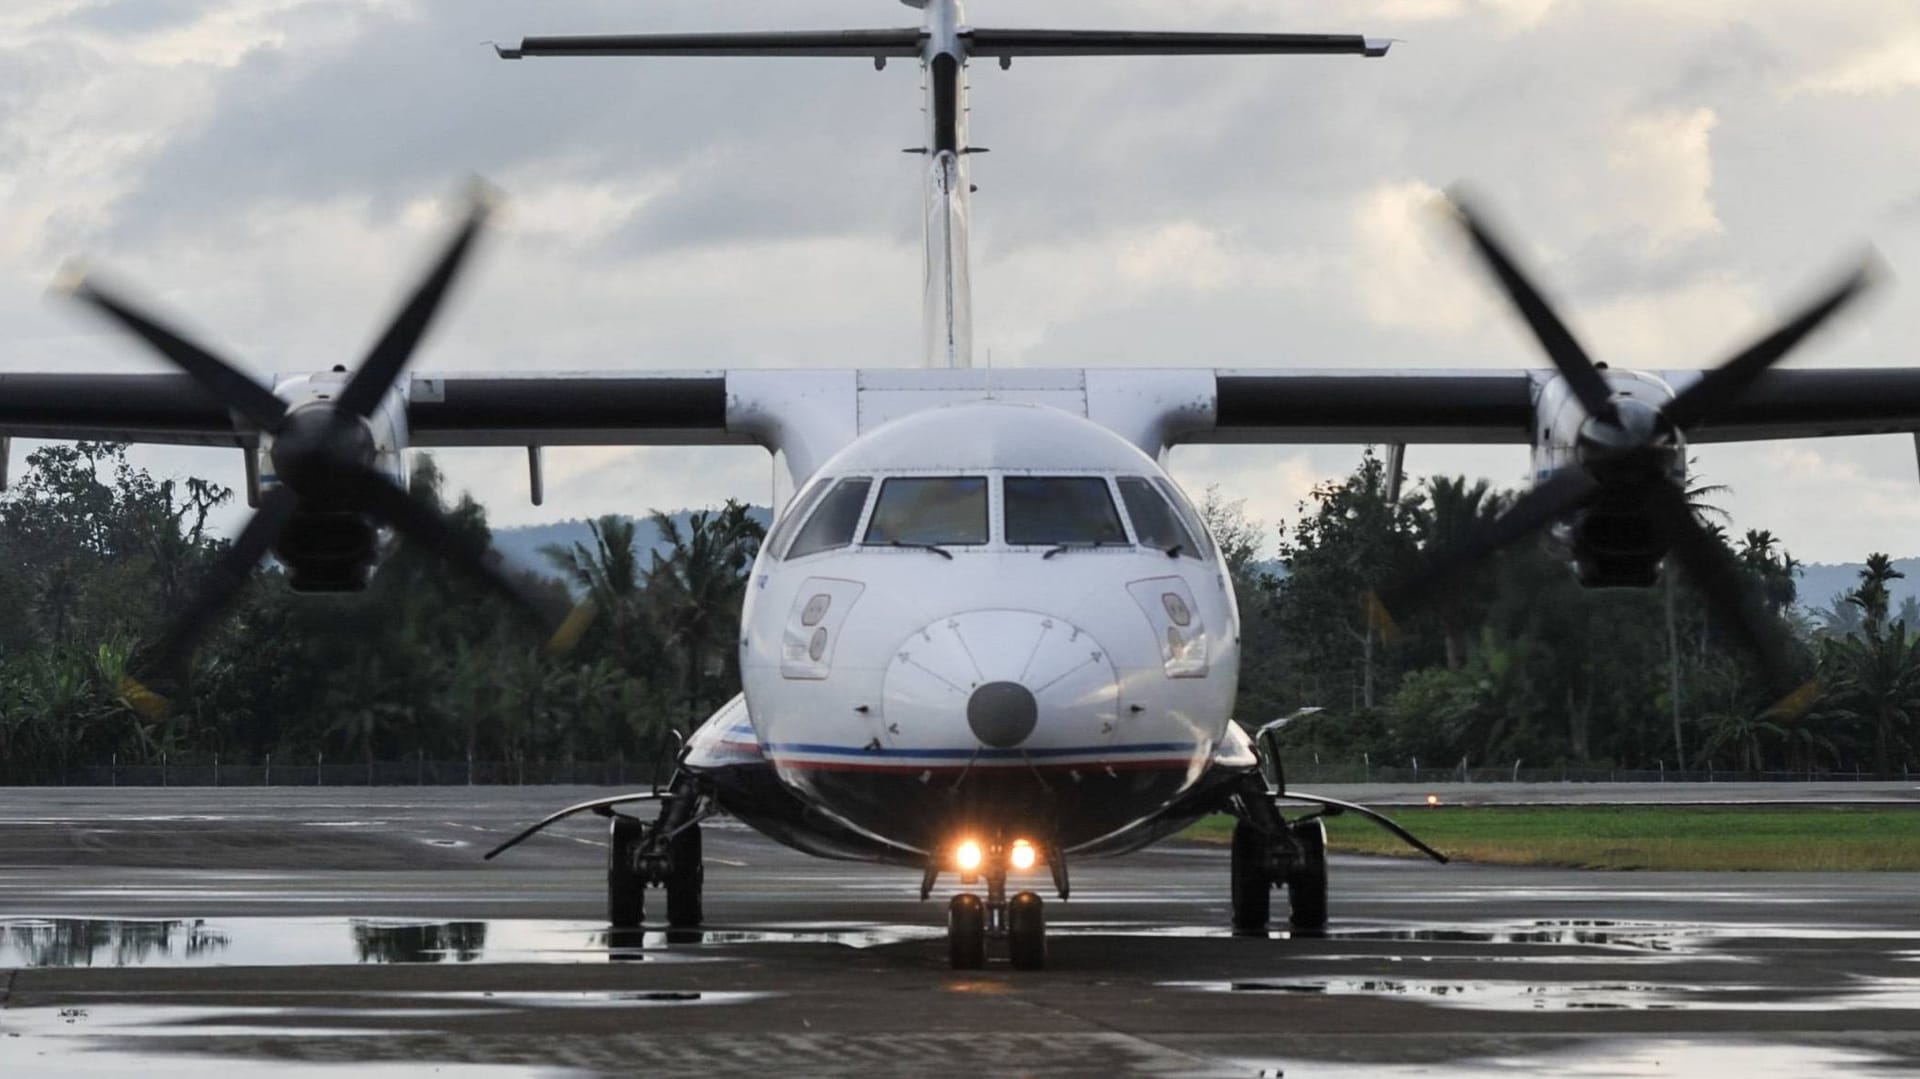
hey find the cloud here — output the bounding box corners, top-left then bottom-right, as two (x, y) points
(1794, 30), (1920, 96)
(1604, 107), (1722, 252)
(5, 0), (1920, 567)
(1348, 179), (1491, 334)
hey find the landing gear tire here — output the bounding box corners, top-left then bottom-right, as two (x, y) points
(608, 816), (645, 928)
(1287, 818), (1329, 930)
(947, 893), (987, 970)
(1230, 820), (1273, 932)
(665, 822), (705, 928)
(1008, 891), (1046, 970)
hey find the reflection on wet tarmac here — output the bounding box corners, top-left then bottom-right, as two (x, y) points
(0, 918), (231, 968)
(352, 920), (486, 964)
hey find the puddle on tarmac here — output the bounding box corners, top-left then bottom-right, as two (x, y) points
(0, 916), (956, 967)
(1244, 1039), (1911, 1078)
(1174, 975), (1920, 1012)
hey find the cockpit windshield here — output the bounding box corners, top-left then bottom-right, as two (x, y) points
(786, 477), (872, 559)
(864, 477), (988, 546)
(766, 478), (830, 559)
(1117, 476), (1198, 558)
(1005, 476), (1127, 547)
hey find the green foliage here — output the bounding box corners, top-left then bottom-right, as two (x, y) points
(0, 446), (762, 779)
(1235, 453), (1920, 777)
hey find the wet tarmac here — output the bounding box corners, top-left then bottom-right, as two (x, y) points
(2, 787), (1918, 1076)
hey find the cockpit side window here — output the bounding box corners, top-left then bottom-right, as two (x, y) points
(766, 478), (831, 559)
(1151, 477), (1216, 561)
(1117, 477), (1198, 557)
(1005, 476), (1127, 546)
(863, 476), (989, 546)
(786, 478), (873, 559)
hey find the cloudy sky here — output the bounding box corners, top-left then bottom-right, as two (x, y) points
(5, 0), (1920, 564)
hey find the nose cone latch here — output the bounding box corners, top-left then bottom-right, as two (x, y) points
(966, 681), (1038, 748)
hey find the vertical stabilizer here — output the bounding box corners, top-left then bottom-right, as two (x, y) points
(918, 0), (973, 368)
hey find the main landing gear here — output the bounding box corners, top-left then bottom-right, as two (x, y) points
(1230, 816), (1327, 932)
(606, 781), (708, 930)
(928, 837), (1063, 971)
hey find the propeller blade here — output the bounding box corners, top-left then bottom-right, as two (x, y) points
(140, 486), (301, 685)
(334, 192), (493, 419)
(63, 272), (289, 432)
(1373, 467), (1598, 632)
(1447, 191), (1616, 423)
(1647, 482), (1811, 713)
(341, 467), (589, 653)
(1664, 258), (1880, 431)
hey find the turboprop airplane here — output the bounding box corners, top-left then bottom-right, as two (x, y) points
(2, 0), (1912, 970)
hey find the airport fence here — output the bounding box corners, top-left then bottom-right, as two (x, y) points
(2, 758), (1911, 787)
(4, 757), (675, 788)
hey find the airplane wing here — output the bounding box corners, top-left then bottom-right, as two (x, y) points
(8, 367), (1920, 453)
(0, 370), (738, 449)
(1199, 367), (1920, 446)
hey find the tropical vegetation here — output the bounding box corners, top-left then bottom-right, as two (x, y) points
(1, 442), (1915, 782)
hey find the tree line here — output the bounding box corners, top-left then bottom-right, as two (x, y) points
(0, 443), (760, 782)
(1227, 451), (1918, 778)
(1, 443), (1912, 781)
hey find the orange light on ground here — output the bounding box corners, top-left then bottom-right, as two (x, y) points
(1426, 794), (1440, 807)
(1010, 839), (1037, 871)
(956, 839), (984, 872)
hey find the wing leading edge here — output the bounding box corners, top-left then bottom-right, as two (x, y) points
(7, 367), (1920, 453)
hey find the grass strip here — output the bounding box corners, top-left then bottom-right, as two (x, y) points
(1182, 805), (1920, 871)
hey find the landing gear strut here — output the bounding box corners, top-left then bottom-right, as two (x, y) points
(932, 838), (1060, 970)
(605, 778), (709, 929)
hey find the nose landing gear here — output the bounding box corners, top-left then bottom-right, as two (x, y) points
(929, 838), (1061, 970)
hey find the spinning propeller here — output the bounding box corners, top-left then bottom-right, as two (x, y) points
(1374, 190), (1878, 710)
(64, 189), (592, 713)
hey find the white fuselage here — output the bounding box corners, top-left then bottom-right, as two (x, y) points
(730, 401), (1241, 856)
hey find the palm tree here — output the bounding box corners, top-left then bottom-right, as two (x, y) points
(1849, 553), (1906, 636)
(543, 516), (645, 657)
(1818, 618), (1920, 777)
(1696, 701), (1784, 774)
(644, 502), (765, 724)
(1420, 476), (1501, 670)
(1814, 590), (1865, 640)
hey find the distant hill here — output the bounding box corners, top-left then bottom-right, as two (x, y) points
(1795, 559), (1920, 614)
(493, 507), (773, 579)
(494, 513), (1908, 617)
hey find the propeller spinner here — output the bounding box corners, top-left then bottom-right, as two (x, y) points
(1376, 190), (1876, 710)
(64, 189), (592, 712)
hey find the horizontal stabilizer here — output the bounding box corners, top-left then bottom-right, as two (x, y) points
(496, 29), (925, 60)
(964, 29), (1390, 58)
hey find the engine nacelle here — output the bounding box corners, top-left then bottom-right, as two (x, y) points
(248, 368), (411, 593)
(1531, 368), (1684, 589)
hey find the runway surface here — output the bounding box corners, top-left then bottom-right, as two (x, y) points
(2, 786), (1919, 1077)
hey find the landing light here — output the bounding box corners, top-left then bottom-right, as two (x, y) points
(956, 839), (983, 872)
(1426, 794), (1440, 807)
(1010, 839), (1037, 871)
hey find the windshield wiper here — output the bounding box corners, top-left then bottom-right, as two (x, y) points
(1042, 541), (1128, 560)
(887, 540), (953, 560)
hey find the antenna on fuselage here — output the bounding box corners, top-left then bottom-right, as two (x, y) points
(496, 3), (1391, 371)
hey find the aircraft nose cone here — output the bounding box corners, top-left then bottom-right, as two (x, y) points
(967, 681), (1038, 749)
